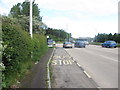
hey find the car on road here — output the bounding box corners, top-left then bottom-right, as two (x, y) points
(84, 41), (89, 45)
(63, 42), (73, 48)
(47, 40), (54, 47)
(53, 41), (56, 46)
(74, 41), (86, 48)
(101, 41), (117, 48)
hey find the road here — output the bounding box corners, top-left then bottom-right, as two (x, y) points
(65, 44), (118, 88)
(51, 46), (98, 88)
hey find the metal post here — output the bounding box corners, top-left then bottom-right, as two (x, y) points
(30, 0), (33, 38)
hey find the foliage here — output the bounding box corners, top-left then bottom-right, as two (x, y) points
(2, 16), (48, 88)
(32, 34), (48, 62)
(94, 33), (120, 43)
(45, 28), (69, 42)
(9, 1), (46, 34)
(9, 1), (41, 21)
(13, 15), (46, 34)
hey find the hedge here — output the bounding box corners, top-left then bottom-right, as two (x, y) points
(2, 16), (48, 88)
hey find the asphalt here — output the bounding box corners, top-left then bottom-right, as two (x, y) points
(51, 45), (99, 88)
(19, 48), (53, 88)
(65, 45), (118, 88)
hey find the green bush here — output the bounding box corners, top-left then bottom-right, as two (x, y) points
(89, 42), (102, 45)
(2, 17), (33, 87)
(32, 34), (48, 62)
(117, 44), (120, 47)
(2, 16), (48, 88)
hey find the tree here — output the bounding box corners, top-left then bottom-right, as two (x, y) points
(45, 28), (69, 41)
(94, 33), (120, 43)
(9, 1), (45, 34)
(107, 33), (113, 40)
(10, 3), (21, 18)
(9, 1), (42, 21)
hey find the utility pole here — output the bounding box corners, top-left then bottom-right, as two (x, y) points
(30, 0), (33, 38)
(25, 0), (33, 38)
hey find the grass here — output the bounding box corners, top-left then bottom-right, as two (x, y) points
(49, 59), (54, 88)
(117, 44), (120, 47)
(89, 42), (102, 45)
(8, 60), (35, 88)
(90, 42), (120, 48)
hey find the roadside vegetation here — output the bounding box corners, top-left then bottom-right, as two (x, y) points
(91, 33), (120, 47)
(1, 1), (48, 88)
(94, 33), (120, 43)
(45, 28), (71, 42)
(1, 1), (70, 88)
(2, 15), (48, 88)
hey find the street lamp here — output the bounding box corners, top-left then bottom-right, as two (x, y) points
(25, 0), (33, 38)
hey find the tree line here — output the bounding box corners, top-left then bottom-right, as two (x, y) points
(94, 33), (120, 43)
(45, 28), (71, 41)
(9, 1), (70, 41)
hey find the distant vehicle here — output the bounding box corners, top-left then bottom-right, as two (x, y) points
(84, 41), (89, 45)
(74, 41), (86, 48)
(63, 42), (73, 48)
(47, 40), (54, 47)
(53, 41), (56, 46)
(101, 41), (117, 48)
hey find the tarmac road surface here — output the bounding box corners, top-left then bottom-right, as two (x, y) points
(65, 44), (118, 88)
(51, 45), (99, 88)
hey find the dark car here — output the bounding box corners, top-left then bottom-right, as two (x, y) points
(102, 41), (117, 48)
(74, 41), (86, 48)
(63, 42), (73, 48)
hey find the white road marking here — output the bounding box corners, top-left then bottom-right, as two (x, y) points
(63, 60), (69, 65)
(59, 60), (62, 65)
(51, 60), (57, 65)
(76, 63), (81, 67)
(68, 60), (72, 64)
(51, 60), (73, 65)
(83, 71), (91, 78)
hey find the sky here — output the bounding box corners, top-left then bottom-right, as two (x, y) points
(0, 0), (119, 38)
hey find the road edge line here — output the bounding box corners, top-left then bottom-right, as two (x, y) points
(47, 48), (55, 88)
(64, 49), (101, 88)
(83, 71), (91, 78)
(76, 63), (81, 67)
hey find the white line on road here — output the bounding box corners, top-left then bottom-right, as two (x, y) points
(83, 71), (91, 78)
(76, 63), (81, 67)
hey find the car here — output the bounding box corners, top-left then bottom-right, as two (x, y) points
(101, 41), (117, 48)
(47, 40), (54, 47)
(53, 41), (56, 46)
(84, 41), (89, 45)
(63, 42), (73, 48)
(74, 41), (86, 48)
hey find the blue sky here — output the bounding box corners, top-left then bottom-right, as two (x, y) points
(0, 0), (119, 38)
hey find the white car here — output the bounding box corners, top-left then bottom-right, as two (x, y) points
(53, 41), (56, 45)
(84, 41), (89, 45)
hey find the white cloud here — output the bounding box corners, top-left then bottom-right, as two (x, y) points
(0, 0), (25, 15)
(36, 0), (119, 16)
(43, 16), (118, 38)
(0, 0), (118, 38)
(0, 7), (8, 15)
